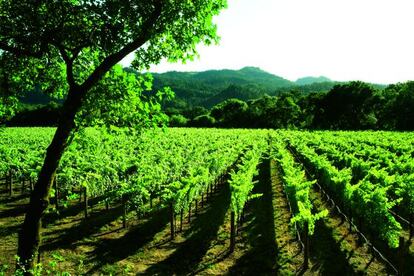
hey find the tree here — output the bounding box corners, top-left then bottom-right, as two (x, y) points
(391, 81), (414, 130)
(245, 95), (277, 128)
(169, 114), (189, 127)
(316, 81), (377, 129)
(191, 114), (216, 127)
(210, 98), (248, 127)
(267, 92), (302, 129)
(0, 0), (227, 272)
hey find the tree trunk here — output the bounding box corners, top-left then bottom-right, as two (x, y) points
(16, 88), (84, 272)
(54, 176), (59, 210)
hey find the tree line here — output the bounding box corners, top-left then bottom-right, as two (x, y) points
(168, 81), (414, 130)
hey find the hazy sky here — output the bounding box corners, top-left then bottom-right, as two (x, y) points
(122, 0), (414, 84)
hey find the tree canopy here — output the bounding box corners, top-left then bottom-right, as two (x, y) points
(0, 0), (228, 272)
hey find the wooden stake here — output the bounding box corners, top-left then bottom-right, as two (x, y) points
(230, 211), (236, 253)
(303, 222), (310, 270)
(84, 187), (88, 218)
(122, 194), (127, 228)
(180, 209), (184, 232)
(9, 171), (13, 196)
(170, 203), (175, 240)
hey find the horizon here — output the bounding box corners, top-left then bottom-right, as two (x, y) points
(126, 65), (397, 85)
(121, 0), (414, 85)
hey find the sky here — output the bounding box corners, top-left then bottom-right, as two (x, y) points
(121, 0), (414, 84)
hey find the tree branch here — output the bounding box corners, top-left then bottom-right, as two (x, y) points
(56, 44), (77, 89)
(81, 1), (163, 92)
(0, 41), (44, 58)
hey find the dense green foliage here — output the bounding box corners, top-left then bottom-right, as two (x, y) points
(283, 131), (414, 248)
(12, 73), (414, 131)
(1, 128), (412, 252)
(271, 137), (327, 234)
(168, 81), (414, 130)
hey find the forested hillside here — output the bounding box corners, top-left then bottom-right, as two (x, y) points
(121, 67), (338, 108)
(9, 67), (406, 131)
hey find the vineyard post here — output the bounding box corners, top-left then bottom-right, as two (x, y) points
(170, 202), (175, 240)
(398, 236), (405, 274)
(21, 177), (25, 194)
(410, 215), (413, 240)
(105, 199), (109, 211)
(303, 221), (309, 270)
(9, 171), (13, 196)
(84, 187), (88, 218)
(29, 178), (33, 192)
(3, 175), (7, 193)
(180, 209), (183, 232)
(174, 213), (177, 234)
(206, 186), (209, 201)
(230, 211), (236, 253)
(195, 199), (198, 214)
(150, 195), (153, 209)
(188, 204), (191, 223)
(122, 194), (127, 228)
(201, 192), (204, 208)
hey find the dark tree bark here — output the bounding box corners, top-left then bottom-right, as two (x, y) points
(17, 87), (84, 271)
(54, 176), (59, 210)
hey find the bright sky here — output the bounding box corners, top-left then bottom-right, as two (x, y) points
(121, 0), (414, 84)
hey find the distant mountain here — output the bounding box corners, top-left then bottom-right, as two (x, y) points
(295, 76), (332, 85)
(124, 67), (298, 108)
(201, 84), (267, 108)
(151, 66), (294, 91)
(19, 67), (386, 110)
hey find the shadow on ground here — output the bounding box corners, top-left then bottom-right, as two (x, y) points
(40, 205), (124, 252)
(228, 159), (278, 275)
(308, 213), (354, 275)
(86, 207), (170, 274)
(144, 183), (231, 275)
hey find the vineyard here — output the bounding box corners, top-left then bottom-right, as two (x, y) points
(0, 128), (413, 275)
